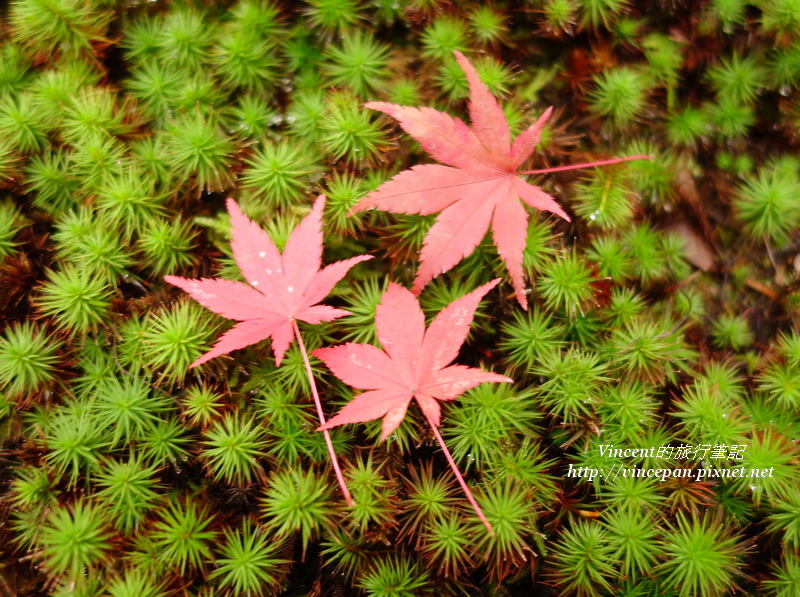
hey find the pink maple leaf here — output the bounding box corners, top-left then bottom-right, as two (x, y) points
(355, 51), (646, 308)
(165, 195), (372, 368)
(313, 279), (511, 533)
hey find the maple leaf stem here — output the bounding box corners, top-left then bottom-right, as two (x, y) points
(292, 320), (355, 508)
(425, 412), (494, 536)
(517, 154), (651, 175)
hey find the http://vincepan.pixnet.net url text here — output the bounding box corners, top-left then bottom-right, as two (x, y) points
(565, 443), (774, 483)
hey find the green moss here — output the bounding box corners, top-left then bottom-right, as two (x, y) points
(0, 3), (798, 594)
(0, 322), (61, 398)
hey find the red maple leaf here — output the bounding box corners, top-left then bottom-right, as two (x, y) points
(355, 51), (645, 308)
(165, 195), (372, 367)
(313, 279), (511, 532)
(314, 279), (511, 439)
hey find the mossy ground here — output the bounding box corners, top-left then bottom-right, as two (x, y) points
(1, 1), (799, 595)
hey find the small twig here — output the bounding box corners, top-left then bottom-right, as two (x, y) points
(764, 234), (780, 278)
(292, 320), (354, 508)
(425, 412), (494, 535)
